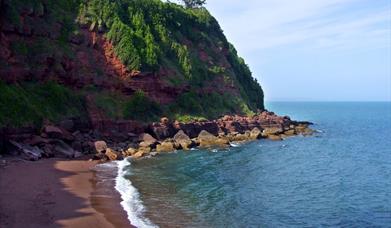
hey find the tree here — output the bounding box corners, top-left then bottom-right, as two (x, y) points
(182, 0), (206, 8)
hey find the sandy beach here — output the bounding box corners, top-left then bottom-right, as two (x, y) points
(0, 157), (131, 228)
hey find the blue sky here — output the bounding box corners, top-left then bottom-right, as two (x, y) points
(205, 0), (391, 101)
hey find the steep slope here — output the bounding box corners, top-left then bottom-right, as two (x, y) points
(0, 0), (264, 127)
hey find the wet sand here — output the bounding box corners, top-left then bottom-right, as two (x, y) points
(0, 157), (131, 228)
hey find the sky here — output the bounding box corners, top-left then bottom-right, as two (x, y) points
(205, 0), (391, 101)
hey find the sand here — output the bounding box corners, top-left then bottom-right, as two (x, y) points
(0, 157), (131, 228)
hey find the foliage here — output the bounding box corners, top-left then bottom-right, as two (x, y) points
(181, 0), (206, 9)
(0, 81), (86, 127)
(123, 90), (162, 122)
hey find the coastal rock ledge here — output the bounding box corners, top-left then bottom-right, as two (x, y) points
(0, 111), (314, 161)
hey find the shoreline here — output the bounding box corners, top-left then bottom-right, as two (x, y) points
(0, 157), (131, 228)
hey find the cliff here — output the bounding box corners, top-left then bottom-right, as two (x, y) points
(0, 0), (264, 128)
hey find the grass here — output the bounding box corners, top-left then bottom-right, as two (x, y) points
(0, 81), (87, 127)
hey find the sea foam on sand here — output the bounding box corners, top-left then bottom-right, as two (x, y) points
(115, 158), (157, 228)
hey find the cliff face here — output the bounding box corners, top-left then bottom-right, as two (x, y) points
(0, 0), (264, 127)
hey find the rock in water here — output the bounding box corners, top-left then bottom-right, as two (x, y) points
(197, 130), (229, 148)
(250, 127), (262, 140)
(173, 130), (193, 150)
(262, 127), (283, 137)
(156, 140), (175, 152)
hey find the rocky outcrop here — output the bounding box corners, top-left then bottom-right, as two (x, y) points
(197, 130), (229, 148)
(1, 111), (314, 161)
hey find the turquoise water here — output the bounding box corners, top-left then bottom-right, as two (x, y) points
(123, 102), (391, 227)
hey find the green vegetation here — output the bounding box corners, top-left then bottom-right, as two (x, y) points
(0, 81), (86, 127)
(1, 0), (264, 126)
(123, 90), (162, 122)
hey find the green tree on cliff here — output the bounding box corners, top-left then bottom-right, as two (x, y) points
(182, 0), (206, 8)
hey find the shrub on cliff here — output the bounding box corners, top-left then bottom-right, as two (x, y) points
(123, 90), (162, 122)
(0, 81), (87, 127)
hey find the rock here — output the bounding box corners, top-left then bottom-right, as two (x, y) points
(59, 119), (74, 132)
(284, 129), (296, 136)
(156, 141), (175, 152)
(173, 130), (193, 150)
(268, 135), (282, 141)
(43, 125), (63, 139)
(262, 127), (283, 137)
(8, 140), (43, 161)
(94, 141), (107, 153)
(250, 127), (262, 140)
(105, 148), (119, 161)
(25, 135), (50, 146)
(198, 130), (229, 148)
(139, 133), (157, 148)
(74, 151), (83, 158)
(160, 117), (169, 125)
(132, 147), (151, 159)
(132, 151), (145, 159)
(137, 146), (151, 154)
(42, 144), (55, 158)
(149, 152), (159, 157)
(123, 147), (137, 157)
(52, 140), (76, 158)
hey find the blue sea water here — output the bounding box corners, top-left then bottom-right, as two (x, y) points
(119, 102), (391, 227)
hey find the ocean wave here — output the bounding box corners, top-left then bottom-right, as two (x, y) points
(115, 158), (158, 228)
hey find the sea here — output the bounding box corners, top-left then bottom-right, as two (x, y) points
(96, 102), (391, 228)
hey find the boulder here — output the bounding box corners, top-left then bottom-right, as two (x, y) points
(8, 140), (43, 161)
(139, 133), (157, 148)
(52, 140), (76, 158)
(160, 117), (169, 125)
(284, 129), (296, 136)
(123, 147), (137, 157)
(132, 147), (151, 159)
(43, 125), (63, 139)
(268, 135), (282, 141)
(262, 127), (283, 137)
(94, 141), (107, 153)
(173, 130), (193, 150)
(250, 127), (262, 140)
(105, 148), (119, 161)
(156, 141), (175, 153)
(132, 151), (145, 159)
(198, 130), (229, 148)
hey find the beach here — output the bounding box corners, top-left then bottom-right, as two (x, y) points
(0, 157), (131, 228)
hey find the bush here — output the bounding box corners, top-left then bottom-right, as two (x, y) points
(0, 81), (86, 127)
(123, 90), (161, 122)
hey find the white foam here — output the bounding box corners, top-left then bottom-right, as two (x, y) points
(229, 142), (241, 147)
(115, 158), (158, 228)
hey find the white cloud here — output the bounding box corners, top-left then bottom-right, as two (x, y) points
(206, 0), (391, 54)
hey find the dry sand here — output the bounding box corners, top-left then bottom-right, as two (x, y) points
(0, 157), (131, 228)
